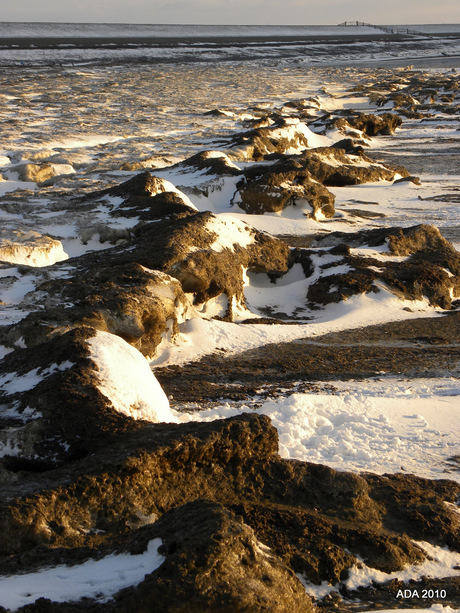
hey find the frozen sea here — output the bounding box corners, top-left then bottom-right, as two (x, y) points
(1, 21), (460, 67)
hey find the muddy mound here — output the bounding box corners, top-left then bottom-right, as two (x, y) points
(225, 119), (313, 161)
(368, 73), (459, 114)
(5, 161), (75, 184)
(234, 147), (409, 219)
(305, 225), (460, 309)
(235, 157), (335, 219)
(114, 500), (314, 613)
(0, 327), (174, 467)
(121, 212), (292, 315)
(81, 171), (198, 222)
(2, 209), (291, 353)
(0, 413), (458, 611)
(298, 147), (409, 185)
(114, 190), (198, 221)
(169, 150), (243, 177)
(310, 224), (453, 253)
(343, 112), (403, 136)
(2, 262), (189, 357)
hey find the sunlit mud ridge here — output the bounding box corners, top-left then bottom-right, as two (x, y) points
(0, 65), (459, 612)
(0, 414), (459, 612)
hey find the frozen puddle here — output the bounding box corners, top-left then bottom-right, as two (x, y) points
(0, 538), (164, 611)
(177, 377), (460, 482)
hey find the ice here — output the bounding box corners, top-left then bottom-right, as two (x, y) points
(43, 134), (124, 151)
(0, 232), (68, 267)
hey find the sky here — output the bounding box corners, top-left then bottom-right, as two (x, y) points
(1, 0), (459, 25)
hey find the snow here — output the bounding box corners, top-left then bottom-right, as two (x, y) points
(205, 216), (254, 252)
(345, 541), (460, 590)
(87, 330), (177, 423)
(0, 538), (164, 611)
(270, 121), (333, 150)
(153, 290), (441, 368)
(0, 361), (74, 395)
(244, 263), (309, 317)
(0, 180), (36, 196)
(298, 541), (460, 609)
(185, 177), (243, 215)
(176, 376), (460, 482)
(0, 273), (37, 305)
(0, 346), (13, 359)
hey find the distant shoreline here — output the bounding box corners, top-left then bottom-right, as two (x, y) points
(0, 33), (415, 50)
(3, 30), (460, 50)
(1, 27), (459, 70)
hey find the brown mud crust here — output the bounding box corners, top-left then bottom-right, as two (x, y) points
(156, 311), (460, 404)
(0, 414), (459, 612)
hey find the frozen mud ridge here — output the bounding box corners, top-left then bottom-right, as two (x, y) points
(0, 63), (459, 612)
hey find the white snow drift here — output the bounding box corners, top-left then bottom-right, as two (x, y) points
(0, 538), (164, 611)
(88, 330), (177, 423)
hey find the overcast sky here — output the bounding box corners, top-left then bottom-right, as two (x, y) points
(2, 0), (459, 25)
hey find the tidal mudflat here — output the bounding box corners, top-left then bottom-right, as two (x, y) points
(0, 24), (459, 612)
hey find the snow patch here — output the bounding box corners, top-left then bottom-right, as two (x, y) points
(0, 361), (74, 395)
(345, 541), (460, 589)
(0, 538), (164, 611)
(299, 541), (460, 608)
(205, 216), (254, 252)
(87, 331), (177, 423)
(176, 376), (460, 483)
(153, 291), (440, 369)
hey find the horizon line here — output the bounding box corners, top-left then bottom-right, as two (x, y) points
(1, 20), (459, 27)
